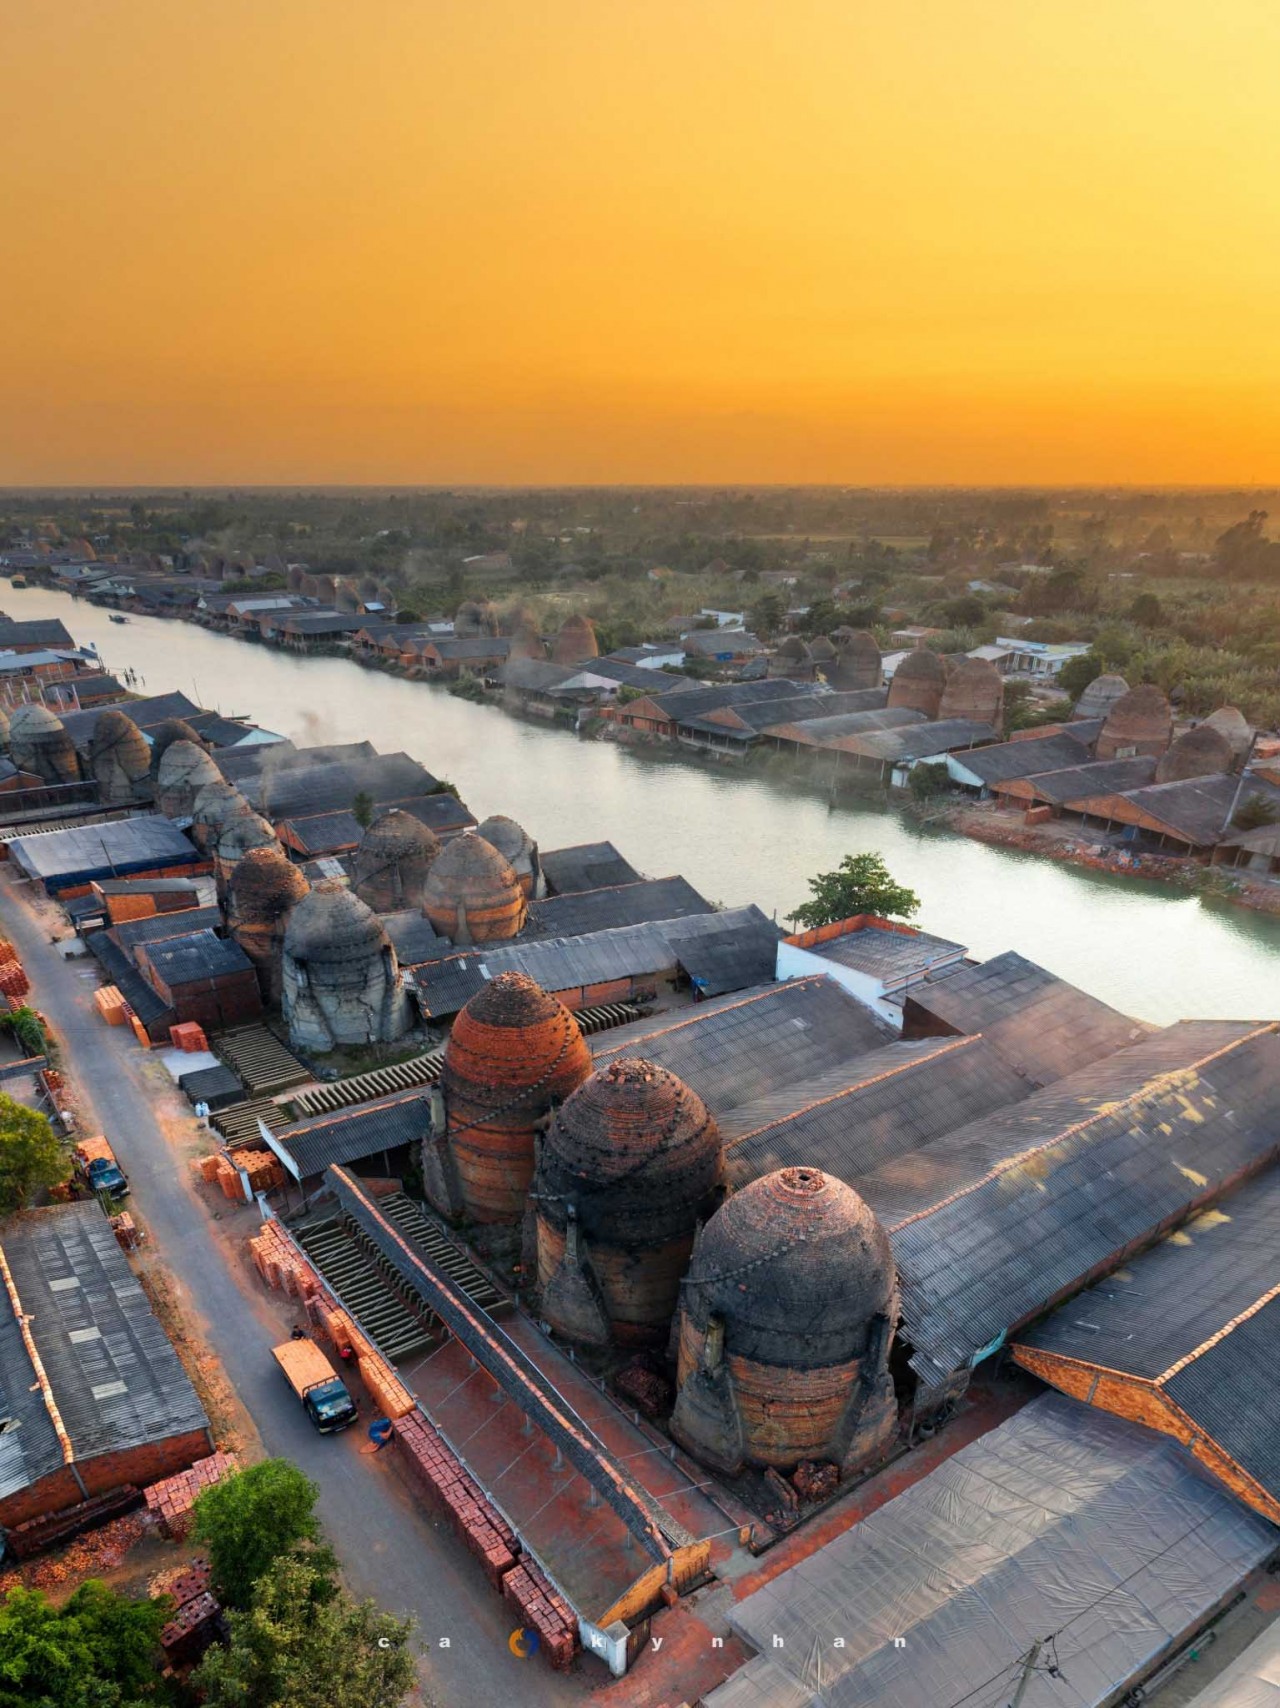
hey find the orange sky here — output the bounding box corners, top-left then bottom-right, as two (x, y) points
(4, 1), (1279, 485)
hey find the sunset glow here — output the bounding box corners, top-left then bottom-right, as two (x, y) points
(5, 1), (1280, 484)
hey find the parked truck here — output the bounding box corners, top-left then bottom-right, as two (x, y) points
(271, 1338), (358, 1434)
(74, 1135), (129, 1203)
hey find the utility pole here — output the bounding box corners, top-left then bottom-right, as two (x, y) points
(1008, 1640), (1042, 1708)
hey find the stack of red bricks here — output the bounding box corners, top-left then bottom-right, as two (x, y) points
(110, 1211), (141, 1251)
(249, 1220), (323, 1301)
(143, 1451), (238, 1540)
(393, 1411), (522, 1592)
(159, 1590), (222, 1668)
(502, 1561), (577, 1671)
(169, 1022), (209, 1052)
(0, 956), (30, 999)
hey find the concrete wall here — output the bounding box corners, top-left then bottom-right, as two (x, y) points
(775, 939), (902, 1027)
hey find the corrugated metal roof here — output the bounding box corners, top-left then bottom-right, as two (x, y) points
(802, 924), (966, 981)
(1, 1202), (208, 1480)
(1020, 1164), (1280, 1510)
(383, 911), (451, 967)
(412, 952), (489, 1019)
(540, 841), (642, 894)
(593, 976), (896, 1113)
(763, 706), (923, 746)
(279, 809), (364, 854)
(111, 905), (222, 955)
(724, 1035), (1032, 1187)
(716, 1393), (1278, 1708)
(662, 905), (782, 996)
(9, 816), (199, 884)
(526, 876), (714, 938)
(140, 929), (253, 985)
(276, 1090), (431, 1178)
(905, 949), (1149, 1085)
(950, 728), (1094, 783)
(397, 792), (476, 836)
(870, 1020), (1280, 1381)
(245, 753), (439, 818)
(999, 754), (1156, 803)
(842, 717), (998, 762)
(87, 931), (174, 1025)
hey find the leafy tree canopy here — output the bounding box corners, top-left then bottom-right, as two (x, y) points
(193, 1551), (414, 1708)
(0, 1580), (172, 1708)
(789, 853), (920, 929)
(0, 1093), (68, 1214)
(193, 1458), (323, 1609)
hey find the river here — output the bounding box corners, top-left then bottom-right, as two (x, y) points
(9, 584), (1280, 1025)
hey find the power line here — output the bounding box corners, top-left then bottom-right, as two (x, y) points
(937, 1508), (1222, 1708)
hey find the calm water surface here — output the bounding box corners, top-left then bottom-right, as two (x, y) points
(14, 585), (1280, 1025)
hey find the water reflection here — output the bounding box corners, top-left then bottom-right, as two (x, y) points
(11, 585), (1280, 1024)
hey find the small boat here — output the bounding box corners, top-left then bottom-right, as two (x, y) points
(109, 613), (129, 624)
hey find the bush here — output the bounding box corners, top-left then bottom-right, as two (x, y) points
(193, 1459), (323, 1609)
(0, 1579), (172, 1708)
(194, 1550), (413, 1708)
(0, 1093), (68, 1213)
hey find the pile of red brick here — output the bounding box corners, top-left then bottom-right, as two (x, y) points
(502, 1561), (578, 1671)
(202, 1148), (285, 1200)
(393, 1412), (521, 1592)
(248, 1219), (324, 1298)
(143, 1451), (238, 1540)
(0, 957), (30, 1000)
(160, 1589), (222, 1668)
(169, 1021), (208, 1052)
(110, 1210), (142, 1251)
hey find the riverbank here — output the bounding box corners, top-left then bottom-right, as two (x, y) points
(945, 800), (1280, 917)
(6, 580), (1280, 1024)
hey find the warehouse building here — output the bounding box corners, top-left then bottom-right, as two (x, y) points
(0, 1202), (213, 1533)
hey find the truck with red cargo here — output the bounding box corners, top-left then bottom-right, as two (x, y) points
(271, 1338), (358, 1434)
(73, 1134), (129, 1203)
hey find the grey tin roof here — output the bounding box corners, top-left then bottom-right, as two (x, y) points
(1000, 754), (1156, 803)
(950, 727), (1094, 783)
(802, 924), (966, 982)
(526, 876), (714, 938)
(868, 1020), (1280, 1381)
(87, 931), (174, 1026)
(9, 817), (199, 884)
(245, 753), (439, 818)
(540, 841), (642, 894)
(1020, 1164), (1280, 1510)
(141, 929), (253, 986)
(112, 905), (224, 957)
(1, 1202), (208, 1487)
(412, 952), (490, 1019)
(277, 1090), (431, 1178)
(593, 976), (896, 1114)
(724, 1034), (1032, 1186)
(905, 949), (1149, 1085)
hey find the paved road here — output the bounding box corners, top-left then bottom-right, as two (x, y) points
(1, 875), (591, 1708)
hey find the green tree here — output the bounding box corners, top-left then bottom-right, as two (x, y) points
(0, 1579), (172, 1708)
(907, 761), (950, 800)
(1128, 591), (1162, 627)
(193, 1459), (324, 1609)
(1056, 649), (1105, 701)
(351, 791), (375, 829)
(748, 592), (785, 638)
(194, 1552), (413, 1708)
(788, 853), (920, 928)
(0, 1093), (68, 1214)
